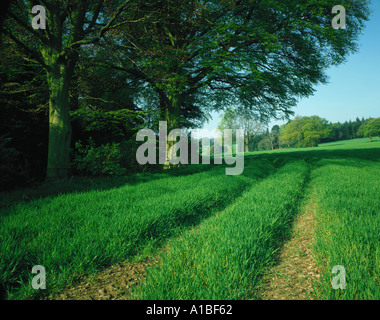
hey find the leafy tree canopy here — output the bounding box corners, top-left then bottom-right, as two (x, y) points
(99, 0), (371, 129)
(280, 115), (332, 147)
(358, 117), (380, 141)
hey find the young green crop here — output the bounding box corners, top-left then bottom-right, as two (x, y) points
(0, 160), (275, 299)
(311, 158), (380, 300)
(1, 137), (378, 300)
(133, 160), (309, 300)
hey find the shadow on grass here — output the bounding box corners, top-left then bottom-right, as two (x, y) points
(2, 147), (379, 208)
(245, 147), (380, 164)
(320, 143), (344, 147)
(0, 164), (214, 208)
(1, 161), (276, 300)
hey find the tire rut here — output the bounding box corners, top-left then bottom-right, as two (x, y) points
(257, 182), (320, 300)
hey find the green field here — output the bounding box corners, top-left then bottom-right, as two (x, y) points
(1, 138), (379, 300)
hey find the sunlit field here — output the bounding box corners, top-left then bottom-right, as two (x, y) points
(1, 138), (379, 300)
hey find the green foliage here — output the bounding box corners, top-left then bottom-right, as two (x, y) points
(70, 108), (143, 144)
(70, 108), (147, 176)
(358, 117), (380, 141)
(271, 125), (280, 149)
(73, 139), (127, 176)
(1, 0), (373, 182)
(218, 107), (268, 134)
(0, 38), (49, 187)
(218, 107), (267, 151)
(328, 117), (365, 141)
(3, 0), (145, 181)
(0, 136), (24, 190)
(280, 116), (332, 148)
(106, 0), (370, 129)
(258, 134), (273, 151)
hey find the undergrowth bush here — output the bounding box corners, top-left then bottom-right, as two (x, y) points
(0, 135), (26, 190)
(73, 138), (126, 176)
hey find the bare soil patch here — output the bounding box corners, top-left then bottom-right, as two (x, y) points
(258, 188), (320, 300)
(51, 256), (159, 300)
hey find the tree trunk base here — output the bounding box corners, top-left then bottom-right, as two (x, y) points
(45, 167), (72, 183)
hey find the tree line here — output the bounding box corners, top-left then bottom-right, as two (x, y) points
(0, 0), (371, 189)
(226, 115), (379, 152)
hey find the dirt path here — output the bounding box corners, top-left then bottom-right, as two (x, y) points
(52, 256), (159, 300)
(258, 187), (320, 300)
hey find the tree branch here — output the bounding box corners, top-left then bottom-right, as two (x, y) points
(2, 28), (48, 69)
(7, 10), (49, 46)
(84, 0), (104, 34)
(66, 0), (132, 50)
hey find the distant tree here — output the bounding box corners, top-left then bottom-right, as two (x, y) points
(279, 118), (302, 147)
(270, 125), (280, 150)
(257, 125), (280, 150)
(352, 117), (362, 138)
(323, 117), (367, 142)
(218, 107), (267, 152)
(257, 128), (273, 151)
(358, 118), (380, 142)
(330, 122), (341, 141)
(280, 116), (331, 148)
(357, 118), (372, 138)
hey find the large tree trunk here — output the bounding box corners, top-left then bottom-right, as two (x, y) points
(166, 93), (182, 130)
(45, 60), (74, 181)
(164, 93), (183, 167)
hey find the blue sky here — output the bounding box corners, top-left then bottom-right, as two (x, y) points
(199, 0), (380, 136)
